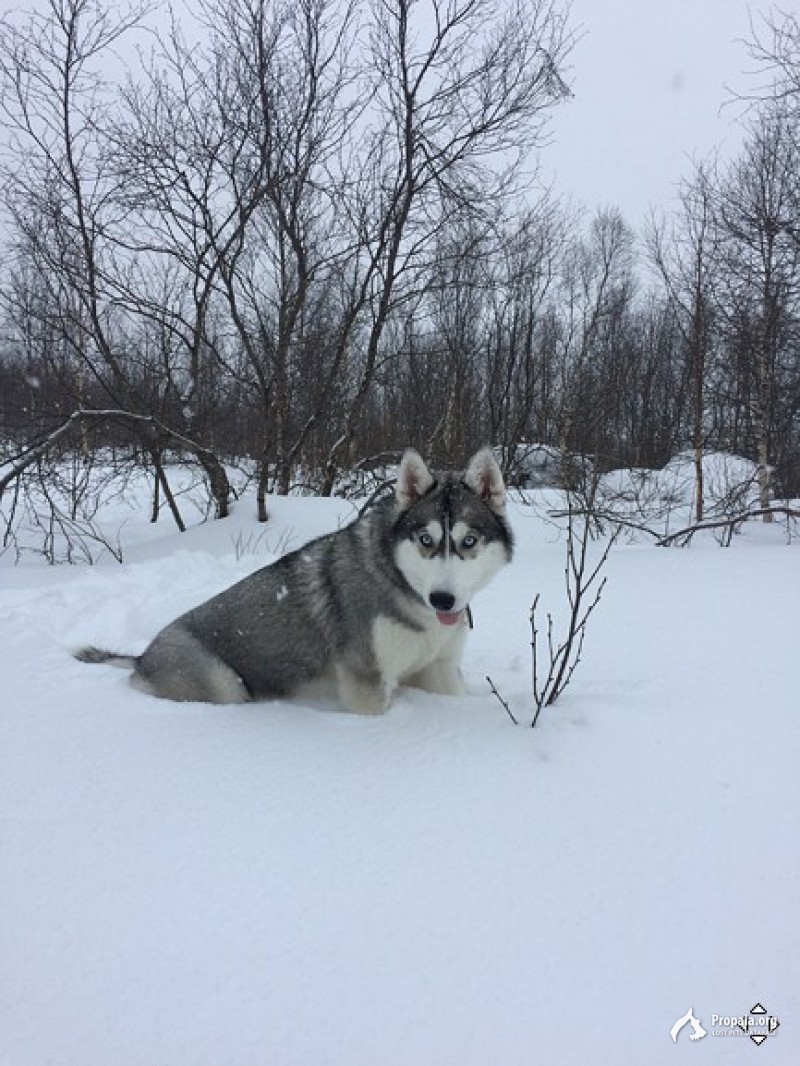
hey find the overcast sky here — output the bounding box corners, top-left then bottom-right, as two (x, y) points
(540, 0), (777, 224)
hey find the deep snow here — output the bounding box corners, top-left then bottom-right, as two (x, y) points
(1, 476), (798, 1065)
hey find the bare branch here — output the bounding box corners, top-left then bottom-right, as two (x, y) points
(656, 506), (800, 547)
(528, 491), (617, 727)
(0, 408), (230, 519)
(486, 675), (518, 725)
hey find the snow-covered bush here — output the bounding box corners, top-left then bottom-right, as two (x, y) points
(495, 443), (593, 490)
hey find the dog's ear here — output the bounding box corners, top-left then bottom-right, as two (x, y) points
(464, 447), (506, 513)
(396, 449), (435, 509)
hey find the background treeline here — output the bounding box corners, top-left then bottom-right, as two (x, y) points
(1, 0), (799, 521)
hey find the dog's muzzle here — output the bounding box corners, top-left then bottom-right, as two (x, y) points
(429, 590), (463, 626)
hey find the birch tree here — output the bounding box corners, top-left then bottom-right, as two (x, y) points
(717, 110), (799, 517)
(647, 160), (718, 522)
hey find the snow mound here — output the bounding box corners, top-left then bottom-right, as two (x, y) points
(660, 451), (763, 511)
(598, 451), (769, 534)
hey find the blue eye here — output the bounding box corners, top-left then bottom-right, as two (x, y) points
(418, 532), (434, 549)
(461, 534), (478, 550)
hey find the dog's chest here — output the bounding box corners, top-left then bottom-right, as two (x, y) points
(371, 613), (460, 682)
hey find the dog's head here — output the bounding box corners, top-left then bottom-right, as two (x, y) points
(393, 448), (514, 624)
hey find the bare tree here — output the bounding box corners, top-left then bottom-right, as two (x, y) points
(647, 159), (719, 522)
(111, 0), (361, 513)
(0, 0), (233, 518)
(716, 108), (800, 517)
(553, 208), (636, 463)
(745, 8), (800, 118)
(485, 196), (570, 463)
(319, 0), (575, 490)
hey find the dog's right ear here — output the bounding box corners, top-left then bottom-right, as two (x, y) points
(395, 449), (435, 510)
(464, 447), (507, 513)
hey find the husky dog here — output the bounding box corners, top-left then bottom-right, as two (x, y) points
(75, 448), (513, 714)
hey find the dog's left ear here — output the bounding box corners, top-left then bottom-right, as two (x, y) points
(464, 448), (506, 513)
(396, 449), (436, 510)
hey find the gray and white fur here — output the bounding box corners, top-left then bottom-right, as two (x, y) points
(75, 447), (513, 714)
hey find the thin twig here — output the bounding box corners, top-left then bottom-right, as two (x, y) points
(486, 675), (518, 725)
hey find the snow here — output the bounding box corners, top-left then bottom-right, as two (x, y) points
(1, 474), (798, 1065)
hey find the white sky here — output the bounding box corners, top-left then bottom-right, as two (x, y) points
(540, 0), (778, 223)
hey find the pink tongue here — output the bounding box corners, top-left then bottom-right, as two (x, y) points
(436, 610), (462, 626)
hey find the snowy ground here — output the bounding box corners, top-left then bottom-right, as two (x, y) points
(1, 472), (798, 1065)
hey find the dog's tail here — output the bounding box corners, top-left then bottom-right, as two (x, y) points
(73, 646), (139, 670)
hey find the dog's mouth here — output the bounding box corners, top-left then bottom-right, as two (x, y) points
(435, 609), (464, 626)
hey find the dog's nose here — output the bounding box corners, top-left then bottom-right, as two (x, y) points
(429, 590), (456, 612)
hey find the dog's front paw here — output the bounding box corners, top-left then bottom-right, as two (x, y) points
(405, 661), (465, 696)
(336, 668), (390, 715)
